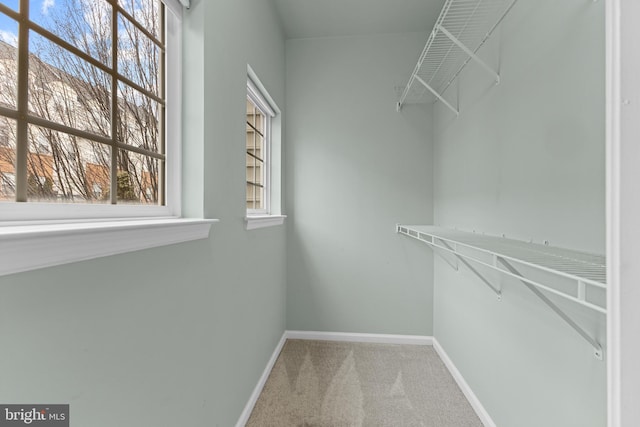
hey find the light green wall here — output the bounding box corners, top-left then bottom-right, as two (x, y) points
(285, 33), (435, 335)
(431, 0), (606, 426)
(0, 1), (287, 426)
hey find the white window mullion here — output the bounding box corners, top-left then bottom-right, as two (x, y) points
(263, 113), (271, 214)
(253, 105), (258, 210)
(15, 0), (30, 203)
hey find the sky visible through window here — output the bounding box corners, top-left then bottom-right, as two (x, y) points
(0, 1), (19, 47)
(0, 1), (56, 47)
(0, 1), (159, 50)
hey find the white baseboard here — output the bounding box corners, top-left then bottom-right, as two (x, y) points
(236, 331), (495, 427)
(235, 332), (287, 427)
(284, 330), (433, 345)
(433, 338), (496, 427)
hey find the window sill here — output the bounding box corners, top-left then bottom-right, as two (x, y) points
(245, 215), (286, 230)
(0, 217), (218, 277)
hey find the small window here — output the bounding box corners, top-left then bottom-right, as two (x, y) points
(246, 79), (275, 214)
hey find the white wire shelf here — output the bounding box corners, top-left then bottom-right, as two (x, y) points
(397, 0), (518, 115)
(397, 225), (606, 359)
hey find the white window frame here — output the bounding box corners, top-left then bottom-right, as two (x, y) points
(246, 78), (273, 216)
(0, 1), (216, 277)
(0, 0), (182, 222)
(245, 67), (285, 230)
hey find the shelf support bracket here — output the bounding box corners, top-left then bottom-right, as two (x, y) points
(437, 24), (501, 84)
(414, 75), (459, 116)
(432, 246), (459, 271)
(438, 239), (502, 300)
(498, 257), (603, 360)
(396, 225), (459, 271)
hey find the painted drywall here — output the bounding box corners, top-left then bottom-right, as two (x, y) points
(194, 1), (287, 424)
(285, 33), (435, 335)
(0, 1), (287, 426)
(431, 0), (607, 426)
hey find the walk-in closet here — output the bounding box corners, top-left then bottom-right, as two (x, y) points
(0, 0), (636, 426)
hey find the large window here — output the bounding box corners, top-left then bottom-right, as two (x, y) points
(0, 0), (170, 211)
(246, 78), (274, 214)
(0, 1), (215, 277)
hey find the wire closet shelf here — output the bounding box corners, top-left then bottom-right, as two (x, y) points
(397, 225), (607, 359)
(397, 0), (518, 114)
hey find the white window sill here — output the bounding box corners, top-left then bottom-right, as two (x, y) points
(0, 217), (218, 277)
(245, 215), (286, 230)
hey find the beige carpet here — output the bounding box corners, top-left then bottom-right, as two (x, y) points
(246, 339), (483, 427)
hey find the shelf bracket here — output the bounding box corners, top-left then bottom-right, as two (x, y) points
(396, 225), (459, 271)
(437, 24), (501, 84)
(438, 239), (502, 300)
(414, 75), (459, 116)
(432, 245), (459, 271)
(498, 257), (603, 360)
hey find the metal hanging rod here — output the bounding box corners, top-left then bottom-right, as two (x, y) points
(397, 225), (606, 359)
(397, 0), (519, 113)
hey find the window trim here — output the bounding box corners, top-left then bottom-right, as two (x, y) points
(0, 217), (217, 277)
(164, 2), (183, 218)
(245, 214), (286, 230)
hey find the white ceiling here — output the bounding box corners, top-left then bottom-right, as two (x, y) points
(272, 0), (447, 39)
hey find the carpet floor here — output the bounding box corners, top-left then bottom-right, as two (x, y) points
(246, 339), (483, 427)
